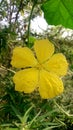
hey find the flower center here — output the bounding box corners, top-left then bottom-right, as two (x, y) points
(35, 62), (42, 70)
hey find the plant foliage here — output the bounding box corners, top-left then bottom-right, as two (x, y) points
(41, 0), (73, 29)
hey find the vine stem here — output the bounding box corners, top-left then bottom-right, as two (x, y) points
(27, 2), (36, 47)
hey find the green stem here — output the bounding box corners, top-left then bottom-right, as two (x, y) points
(27, 2), (36, 47)
(1, 65), (16, 73)
(54, 100), (70, 117)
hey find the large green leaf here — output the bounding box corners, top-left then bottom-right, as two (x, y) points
(41, 0), (73, 29)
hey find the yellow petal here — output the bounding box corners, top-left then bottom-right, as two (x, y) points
(39, 70), (64, 99)
(43, 53), (68, 76)
(34, 39), (54, 63)
(11, 47), (37, 68)
(13, 68), (39, 93)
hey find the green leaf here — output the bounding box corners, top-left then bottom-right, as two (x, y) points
(41, 0), (73, 29)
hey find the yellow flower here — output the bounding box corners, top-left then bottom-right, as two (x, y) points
(11, 39), (68, 99)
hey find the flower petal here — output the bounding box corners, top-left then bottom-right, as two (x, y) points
(43, 53), (68, 76)
(11, 47), (37, 68)
(39, 70), (64, 99)
(34, 39), (54, 63)
(13, 68), (38, 93)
